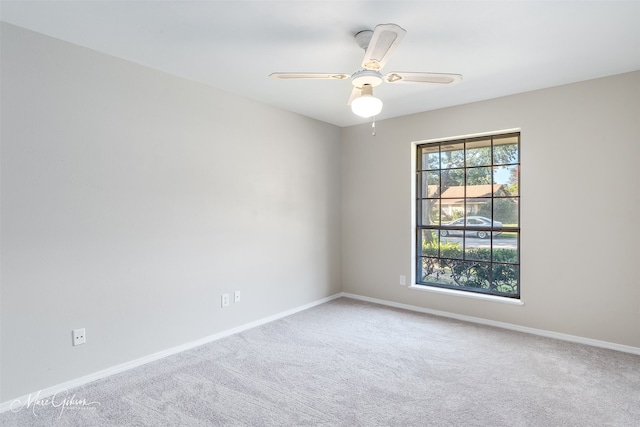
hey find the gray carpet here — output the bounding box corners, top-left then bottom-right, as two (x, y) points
(2, 298), (639, 426)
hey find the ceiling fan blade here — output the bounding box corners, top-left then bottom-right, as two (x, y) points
(361, 23), (406, 71)
(347, 86), (361, 106)
(385, 72), (463, 85)
(270, 73), (350, 80)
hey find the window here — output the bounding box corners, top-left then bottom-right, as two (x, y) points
(415, 132), (520, 298)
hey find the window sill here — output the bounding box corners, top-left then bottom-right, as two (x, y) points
(409, 284), (524, 305)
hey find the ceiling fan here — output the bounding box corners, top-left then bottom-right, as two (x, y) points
(270, 23), (462, 118)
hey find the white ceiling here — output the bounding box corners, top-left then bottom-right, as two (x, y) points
(1, 1), (639, 127)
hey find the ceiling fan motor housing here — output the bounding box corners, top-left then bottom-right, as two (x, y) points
(351, 69), (383, 88)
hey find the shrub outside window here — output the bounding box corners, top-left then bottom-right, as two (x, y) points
(416, 132), (520, 298)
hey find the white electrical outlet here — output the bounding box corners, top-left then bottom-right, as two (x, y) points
(72, 328), (86, 346)
(399, 275), (406, 286)
(234, 291), (241, 303)
(221, 293), (230, 307)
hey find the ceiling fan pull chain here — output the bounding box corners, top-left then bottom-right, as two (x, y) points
(372, 116), (376, 136)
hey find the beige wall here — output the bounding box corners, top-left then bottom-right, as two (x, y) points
(0, 23), (342, 401)
(341, 70), (640, 348)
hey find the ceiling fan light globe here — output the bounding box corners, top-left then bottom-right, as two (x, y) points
(351, 95), (383, 118)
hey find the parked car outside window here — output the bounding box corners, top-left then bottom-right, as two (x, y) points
(440, 216), (502, 239)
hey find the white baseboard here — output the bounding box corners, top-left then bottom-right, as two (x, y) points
(341, 292), (640, 356)
(0, 293), (342, 413)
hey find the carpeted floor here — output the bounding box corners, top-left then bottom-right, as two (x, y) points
(3, 297), (639, 426)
